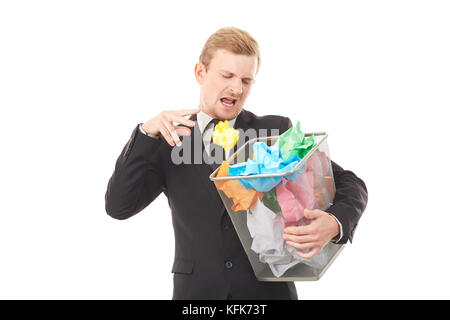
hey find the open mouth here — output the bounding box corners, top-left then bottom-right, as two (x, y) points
(220, 97), (237, 108)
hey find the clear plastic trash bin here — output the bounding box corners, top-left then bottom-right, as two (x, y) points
(209, 132), (344, 281)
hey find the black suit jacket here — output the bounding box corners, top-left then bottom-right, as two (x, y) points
(105, 109), (368, 300)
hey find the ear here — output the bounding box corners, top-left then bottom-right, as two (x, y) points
(194, 62), (206, 85)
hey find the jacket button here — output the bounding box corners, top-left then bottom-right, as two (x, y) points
(227, 293), (232, 300)
(225, 260), (233, 269)
(222, 223), (230, 231)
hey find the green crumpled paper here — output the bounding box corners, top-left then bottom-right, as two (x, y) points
(279, 121), (316, 160)
(262, 187), (281, 213)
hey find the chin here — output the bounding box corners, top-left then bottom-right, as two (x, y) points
(215, 106), (243, 120)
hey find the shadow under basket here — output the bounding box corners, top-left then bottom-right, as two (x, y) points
(209, 132), (344, 281)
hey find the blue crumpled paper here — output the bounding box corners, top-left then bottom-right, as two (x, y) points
(228, 142), (302, 192)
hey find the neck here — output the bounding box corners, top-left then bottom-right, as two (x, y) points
(200, 108), (216, 119)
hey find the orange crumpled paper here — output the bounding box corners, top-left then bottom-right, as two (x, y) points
(215, 161), (263, 212)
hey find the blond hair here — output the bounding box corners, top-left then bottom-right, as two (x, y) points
(199, 27), (261, 73)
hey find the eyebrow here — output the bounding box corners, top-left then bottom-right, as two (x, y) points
(219, 69), (254, 82)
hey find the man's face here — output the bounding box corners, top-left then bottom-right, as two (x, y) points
(195, 49), (257, 120)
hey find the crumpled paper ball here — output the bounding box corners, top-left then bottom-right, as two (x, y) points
(228, 142), (302, 192)
(212, 120), (240, 151)
(214, 161), (263, 212)
(278, 121), (316, 160)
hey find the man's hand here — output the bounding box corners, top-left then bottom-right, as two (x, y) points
(282, 209), (339, 259)
(141, 108), (200, 147)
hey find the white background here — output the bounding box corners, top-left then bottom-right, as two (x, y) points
(1, 0), (449, 299)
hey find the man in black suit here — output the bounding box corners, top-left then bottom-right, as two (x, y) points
(105, 27), (368, 299)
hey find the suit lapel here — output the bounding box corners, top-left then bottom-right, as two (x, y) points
(234, 108), (252, 132)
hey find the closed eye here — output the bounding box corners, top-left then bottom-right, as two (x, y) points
(221, 72), (254, 85)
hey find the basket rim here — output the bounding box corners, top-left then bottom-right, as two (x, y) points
(209, 132), (328, 181)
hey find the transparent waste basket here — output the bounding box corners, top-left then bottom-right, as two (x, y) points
(209, 132), (344, 281)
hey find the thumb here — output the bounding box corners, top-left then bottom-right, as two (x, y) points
(303, 208), (322, 219)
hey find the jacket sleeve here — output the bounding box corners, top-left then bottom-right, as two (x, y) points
(105, 124), (167, 220)
(326, 161), (368, 243)
(282, 117), (368, 244)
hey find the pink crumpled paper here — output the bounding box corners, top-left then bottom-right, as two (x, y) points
(276, 171), (315, 227)
(276, 151), (334, 227)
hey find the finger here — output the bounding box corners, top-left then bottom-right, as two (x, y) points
(283, 233), (316, 244)
(168, 114), (196, 127)
(173, 108), (201, 116)
(296, 247), (320, 259)
(304, 209), (323, 220)
(175, 126), (191, 136)
(284, 225), (311, 236)
(161, 115), (182, 147)
(285, 240), (317, 251)
(159, 122), (175, 147)
(163, 119), (182, 147)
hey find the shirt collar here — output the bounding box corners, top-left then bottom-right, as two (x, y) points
(197, 111), (237, 134)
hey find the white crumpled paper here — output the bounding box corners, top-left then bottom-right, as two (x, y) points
(247, 199), (331, 277)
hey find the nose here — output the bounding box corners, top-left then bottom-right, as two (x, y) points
(229, 79), (243, 95)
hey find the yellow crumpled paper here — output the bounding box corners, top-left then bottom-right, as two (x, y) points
(212, 120), (239, 151)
